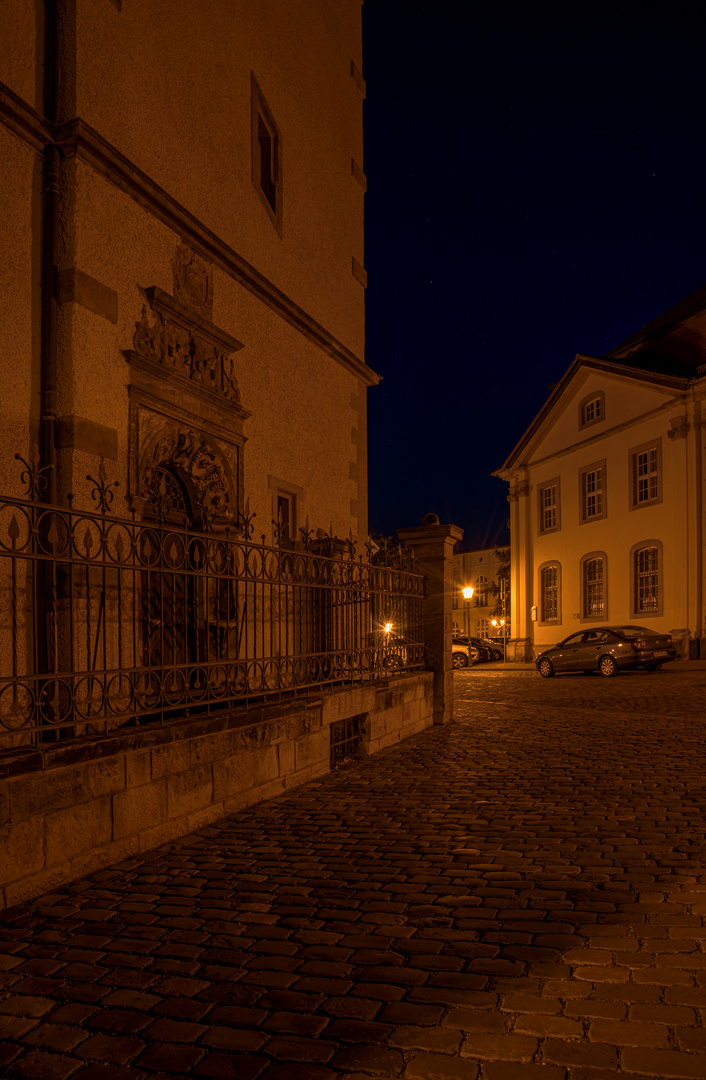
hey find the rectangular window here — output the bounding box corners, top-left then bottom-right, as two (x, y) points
(579, 391), (605, 430)
(580, 460), (606, 523)
(636, 546), (659, 612)
(252, 75), (283, 233)
(276, 493), (292, 540)
(630, 439), (662, 509)
(538, 478), (560, 535)
(540, 564), (559, 622)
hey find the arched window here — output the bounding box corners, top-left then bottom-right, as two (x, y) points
(631, 540), (663, 617)
(476, 619), (491, 638)
(581, 551), (607, 621)
(538, 561), (561, 625)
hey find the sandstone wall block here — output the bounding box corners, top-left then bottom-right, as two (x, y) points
(222, 777), (285, 816)
(167, 765), (213, 819)
(113, 779), (167, 840)
(85, 756), (126, 799)
(125, 749), (151, 788)
(0, 816), (45, 885)
(151, 741), (190, 779)
(45, 795), (112, 866)
(10, 764), (87, 823)
(212, 746), (279, 801)
(294, 730), (328, 772)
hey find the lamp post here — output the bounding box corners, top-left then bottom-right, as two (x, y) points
(461, 585), (474, 641)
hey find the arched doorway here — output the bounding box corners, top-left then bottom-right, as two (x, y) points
(140, 464), (205, 677)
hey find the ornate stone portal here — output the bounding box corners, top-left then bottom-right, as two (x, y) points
(125, 245), (250, 525)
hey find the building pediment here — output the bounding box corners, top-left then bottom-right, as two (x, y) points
(496, 355), (689, 477)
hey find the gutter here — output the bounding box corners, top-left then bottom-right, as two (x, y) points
(41, 0), (60, 505)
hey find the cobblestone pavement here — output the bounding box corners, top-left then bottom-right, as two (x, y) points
(3, 664), (706, 1080)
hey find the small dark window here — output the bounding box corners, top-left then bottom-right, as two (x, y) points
(330, 714), (364, 768)
(252, 75), (282, 233)
(258, 115), (278, 213)
(276, 493), (291, 540)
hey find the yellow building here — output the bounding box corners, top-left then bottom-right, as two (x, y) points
(495, 284), (706, 661)
(452, 546), (510, 640)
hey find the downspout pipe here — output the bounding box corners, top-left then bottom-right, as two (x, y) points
(41, 0), (60, 506)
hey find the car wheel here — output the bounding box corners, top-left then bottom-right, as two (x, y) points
(538, 658), (554, 678)
(452, 652), (468, 669)
(645, 663), (662, 672)
(599, 655), (618, 677)
(492, 650), (503, 661)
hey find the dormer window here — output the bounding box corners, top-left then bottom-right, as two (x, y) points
(579, 391), (605, 430)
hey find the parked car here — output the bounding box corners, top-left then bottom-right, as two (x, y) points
(454, 635), (503, 663)
(479, 637), (504, 661)
(536, 625), (677, 678)
(452, 640), (480, 668)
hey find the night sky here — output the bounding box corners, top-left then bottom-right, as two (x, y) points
(362, 3), (706, 550)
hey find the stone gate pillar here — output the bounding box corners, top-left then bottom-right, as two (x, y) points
(397, 516), (463, 725)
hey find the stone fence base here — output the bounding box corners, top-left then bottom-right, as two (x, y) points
(0, 673), (433, 911)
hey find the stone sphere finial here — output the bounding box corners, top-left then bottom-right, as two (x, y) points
(422, 512), (440, 525)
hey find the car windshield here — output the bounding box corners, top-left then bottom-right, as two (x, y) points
(613, 626), (654, 639)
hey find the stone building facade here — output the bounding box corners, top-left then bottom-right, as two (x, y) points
(495, 284), (706, 661)
(0, 2), (453, 909)
(1, 0), (372, 535)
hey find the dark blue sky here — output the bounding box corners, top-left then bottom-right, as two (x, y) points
(362, 3), (706, 549)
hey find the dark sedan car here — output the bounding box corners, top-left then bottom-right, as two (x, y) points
(536, 625), (677, 678)
(453, 635), (502, 663)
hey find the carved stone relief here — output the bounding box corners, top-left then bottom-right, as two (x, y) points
(139, 422), (236, 524)
(125, 247), (248, 528)
(132, 297), (242, 404)
(172, 243), (213, 319)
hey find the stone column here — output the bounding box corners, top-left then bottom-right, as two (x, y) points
(397, 516), (463, 726)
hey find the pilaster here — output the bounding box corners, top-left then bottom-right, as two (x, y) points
(397, 518), (463, 725)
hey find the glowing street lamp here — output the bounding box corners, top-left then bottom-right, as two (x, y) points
(461, 585), (474, 639)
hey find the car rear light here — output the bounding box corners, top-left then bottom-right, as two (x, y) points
(631, 641), (639, 651)
(667, 636), (673, 645)
(634, 638), (649, 649)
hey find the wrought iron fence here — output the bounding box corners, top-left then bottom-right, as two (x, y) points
(0, 454), (425, 750)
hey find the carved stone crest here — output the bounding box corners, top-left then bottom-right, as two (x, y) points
(172, 244), (213, 319)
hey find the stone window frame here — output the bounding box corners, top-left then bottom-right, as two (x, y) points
(629, 437), (663, 511)
(630, 539), (663, 619)
(580, 550), (608, 622)
(252, 74), (283, 235)
(579, 390), (605, 430)
(268, 475), (304, 546)
(537, 477), (561, 535)
(579, 458), (607, 524)
(538, 560), (562, 627)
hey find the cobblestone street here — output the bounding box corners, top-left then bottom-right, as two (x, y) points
(2, 664), (706, 1079)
